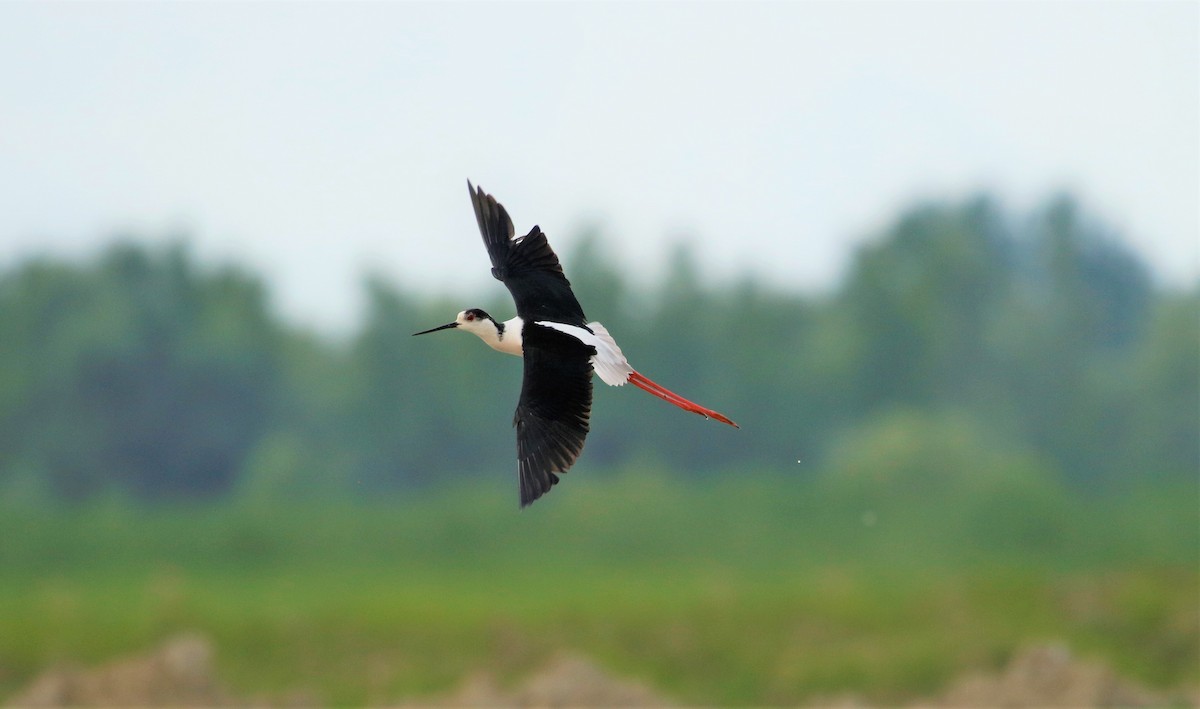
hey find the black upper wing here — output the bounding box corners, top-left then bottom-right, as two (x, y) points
(513, 323), (595, 507)
(468, 181), (588, 327)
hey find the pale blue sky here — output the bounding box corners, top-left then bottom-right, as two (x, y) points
(1, 1), (1196, 331)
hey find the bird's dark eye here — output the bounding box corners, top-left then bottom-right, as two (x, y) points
(465, 312), (475, 321)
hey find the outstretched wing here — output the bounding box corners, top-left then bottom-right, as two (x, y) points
(468, 181), (588, 327)
(513, 323), (595, 507)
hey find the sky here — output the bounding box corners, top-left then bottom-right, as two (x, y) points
(0, 1), (1196, 333)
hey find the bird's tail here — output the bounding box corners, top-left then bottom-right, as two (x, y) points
(586, 322), (635, 385)
(585, 321), (738, 428)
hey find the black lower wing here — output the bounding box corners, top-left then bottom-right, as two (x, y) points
(514, 323), (595, 507)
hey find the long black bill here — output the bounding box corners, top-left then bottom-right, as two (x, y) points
(412, 322), (458, 336)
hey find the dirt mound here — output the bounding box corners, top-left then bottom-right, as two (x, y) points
(4, 633), (228, 708)
(400, 653), (674, 707)
(923, 644), (1165, 708)
(6, 640), (670, 709)
(6, 636), (1192, 708)
(804, 644), (1189, 708)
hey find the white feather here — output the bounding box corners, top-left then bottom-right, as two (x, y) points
(535, 320), (633, 386)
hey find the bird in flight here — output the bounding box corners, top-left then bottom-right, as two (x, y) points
(414, 182), (738, 507)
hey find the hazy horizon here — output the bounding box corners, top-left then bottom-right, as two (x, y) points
(1, 1), (1196, 332)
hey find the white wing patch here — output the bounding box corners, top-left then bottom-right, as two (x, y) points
(535, 320), (633, 386)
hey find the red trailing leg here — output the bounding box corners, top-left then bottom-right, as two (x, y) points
(628, 370), (739, 428)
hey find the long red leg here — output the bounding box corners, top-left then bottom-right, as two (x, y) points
(628, 370), (739, 428)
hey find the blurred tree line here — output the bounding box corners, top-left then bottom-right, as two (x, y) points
(0, 193), (1195, 503)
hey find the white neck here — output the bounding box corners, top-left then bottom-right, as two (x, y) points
(476, 316), (523, 356)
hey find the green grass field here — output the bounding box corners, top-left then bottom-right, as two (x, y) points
(1, 471), (1196, 705)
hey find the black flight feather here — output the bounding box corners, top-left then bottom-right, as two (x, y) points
(468, 181), (588, 327)
(513, 323), (595, 507)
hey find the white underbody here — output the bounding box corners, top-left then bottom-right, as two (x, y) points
(480, 316), (633, 386)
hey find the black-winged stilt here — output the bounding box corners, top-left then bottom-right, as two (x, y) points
(414, 182), (738, 507)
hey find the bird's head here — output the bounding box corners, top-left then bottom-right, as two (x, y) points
(412, 308), (499, 341)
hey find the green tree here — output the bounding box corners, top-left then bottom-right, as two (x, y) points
(1120, 290), (1200, 482)
(0, 241), (282, 500)
(837, 196), (1014, 411)
(988, 195), (1155, 483)
(824, 409), (1069, 559)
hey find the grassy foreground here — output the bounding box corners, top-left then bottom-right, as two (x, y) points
(0, 471), (1196, 705)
